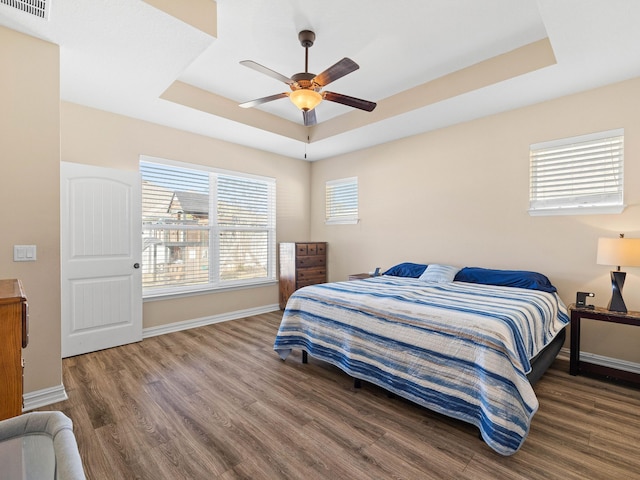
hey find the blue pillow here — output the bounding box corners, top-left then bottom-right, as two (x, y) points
(454, 267), (557, 293)
(418, 264), (461, 283)
(383, 262), (427, 278)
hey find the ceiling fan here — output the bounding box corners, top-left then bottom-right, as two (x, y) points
(239, 30), (377, 126)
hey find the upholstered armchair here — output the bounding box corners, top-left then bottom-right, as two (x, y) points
(0, 411), (86, 479)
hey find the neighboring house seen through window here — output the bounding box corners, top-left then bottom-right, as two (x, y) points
(529, 129), (624, 216)
(140, 157), (276, 297)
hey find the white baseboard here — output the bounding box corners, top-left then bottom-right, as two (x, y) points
(23, 384), (68, 412)
(559, 347), (640, 374)
(142, 303), (280, 339)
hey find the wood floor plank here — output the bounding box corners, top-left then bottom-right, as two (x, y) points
(37, 312), (640, 479)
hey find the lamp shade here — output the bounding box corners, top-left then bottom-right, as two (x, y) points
(289, 89), (322, 111)
(596, 237), (640, 267)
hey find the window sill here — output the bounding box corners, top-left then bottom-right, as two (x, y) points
(326, 218), (360, 225)
(528, 204), (626, 216)
(143, 279), (277, 302)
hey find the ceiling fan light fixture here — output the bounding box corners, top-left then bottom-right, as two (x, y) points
(289, 89), (322, 111)
(239, 30), (375, 126)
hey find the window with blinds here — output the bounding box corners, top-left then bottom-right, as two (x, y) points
(326, 177), (359, 224)
(140, 158), (276, 296)
(529, 129), (624, 216)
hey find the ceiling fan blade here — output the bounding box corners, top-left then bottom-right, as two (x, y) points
(303, 109), (317, 126)
(240, 60), (294, 85)
(239, 92), (288, 109)
(313, 58), (359, 87)
(323, 91), (377, 112)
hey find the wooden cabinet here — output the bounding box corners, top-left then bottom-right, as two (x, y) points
(0, 279), (28, 421)
(279, 242), (327, 309)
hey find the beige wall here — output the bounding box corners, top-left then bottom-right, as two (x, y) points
(61, 102), (311, 328)
(0, 27), (62, 393)
(1, 25), (311, 397)
(310, 77), (640, 364)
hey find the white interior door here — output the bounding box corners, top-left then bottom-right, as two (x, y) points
(61, 162), (142, 358)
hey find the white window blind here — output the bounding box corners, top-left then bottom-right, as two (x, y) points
(326, 177), (358, 224)
(529, 129), (624, 216)
(217, 174), (275, 282)
(140, 158), (276, 296)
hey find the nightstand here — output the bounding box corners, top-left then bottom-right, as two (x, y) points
(569, 304), (640, 385)
(348, 273), (372, 280)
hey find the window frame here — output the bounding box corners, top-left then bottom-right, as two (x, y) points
(140, 156), (276, 299)
(325, 177), (359, 225)
(528, 128), (625, 216)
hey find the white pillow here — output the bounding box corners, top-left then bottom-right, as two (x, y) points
(418, 264), (460, 283)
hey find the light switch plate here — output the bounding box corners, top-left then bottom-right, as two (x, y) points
(14, 245), (37, 262)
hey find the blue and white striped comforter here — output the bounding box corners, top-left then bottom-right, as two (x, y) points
(273, 276), (569, 456)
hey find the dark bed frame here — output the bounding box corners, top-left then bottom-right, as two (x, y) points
(526, 327), (566, 385)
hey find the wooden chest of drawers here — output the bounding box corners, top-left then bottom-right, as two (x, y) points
(279, 242), (327, 309)
(0, 279), (28, 421)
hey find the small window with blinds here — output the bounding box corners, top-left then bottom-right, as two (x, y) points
(326, 177), (359, 224)
(140, 157), (276, 297)
(529, 129), (624, 216)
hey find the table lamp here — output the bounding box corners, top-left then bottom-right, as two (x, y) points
(596, 234), (640, 313)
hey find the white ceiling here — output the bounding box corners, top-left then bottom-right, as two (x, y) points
(1, 0), (640, 161)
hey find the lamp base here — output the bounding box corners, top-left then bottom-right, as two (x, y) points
(607, 270), (627, 313)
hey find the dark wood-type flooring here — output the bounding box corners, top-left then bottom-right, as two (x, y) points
(38, 311), (640, 479)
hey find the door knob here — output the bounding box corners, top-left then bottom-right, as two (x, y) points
(133, 263), (140, 269)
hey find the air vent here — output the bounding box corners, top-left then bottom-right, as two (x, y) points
(0, 0), (49, 20)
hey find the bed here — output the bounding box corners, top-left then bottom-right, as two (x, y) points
(273, 264), (569, 456)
